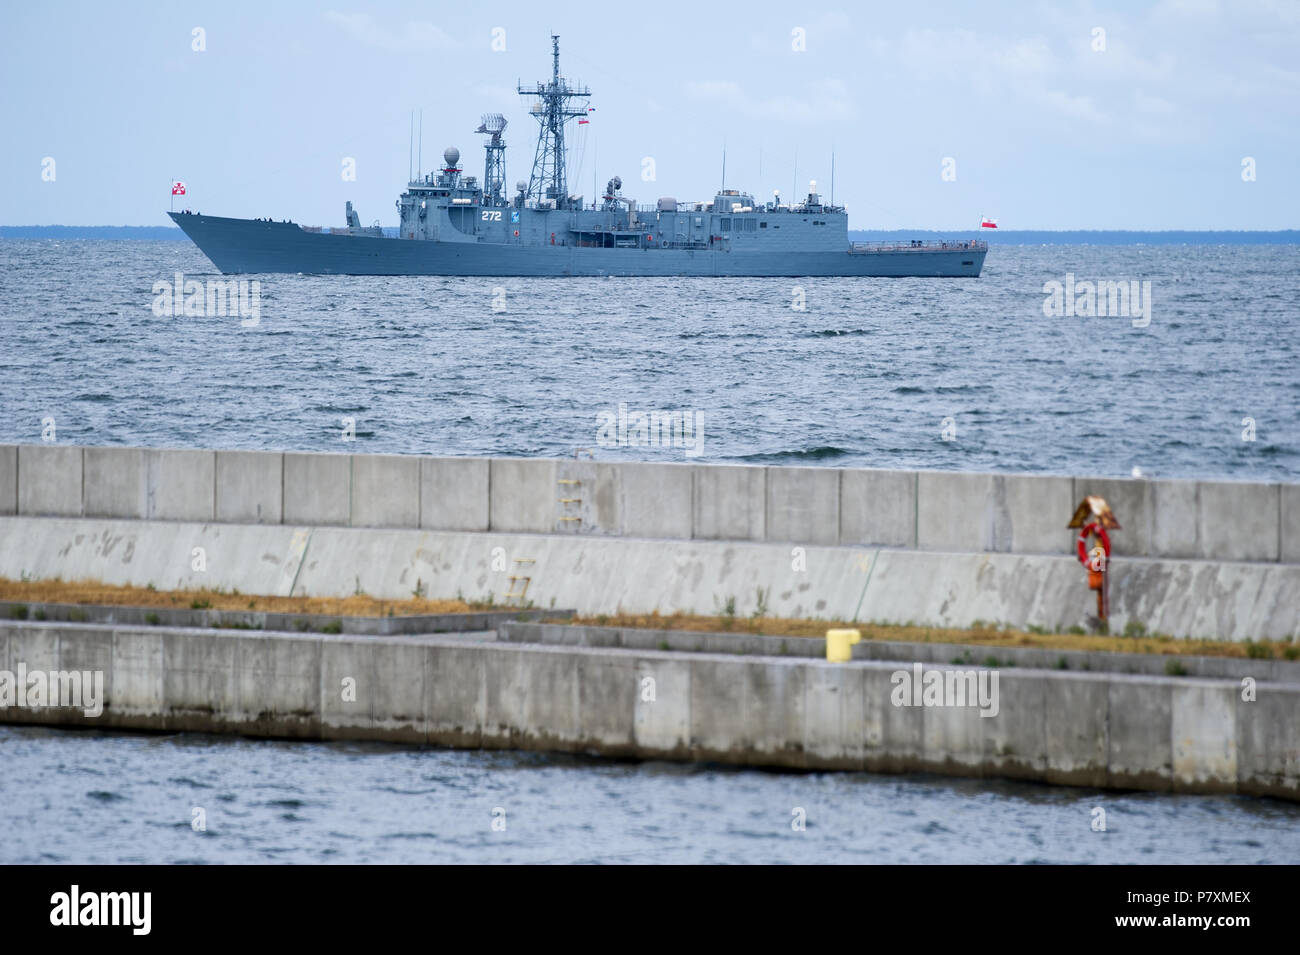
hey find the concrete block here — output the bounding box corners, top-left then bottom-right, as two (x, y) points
(689, 657), (750, 757)
(990, 474), (1074, 555)
(1198, 480), (1280, 562)
(802, 662), (866, 767)
(633, 657), (691, 754)
(489, 458), (557, 533)
(1146, 478), (1200, 559)
(741, 660), (805, 763)
(766, 466), (839, 545)
(576, 654), (637, 748)
(235, 634), (320, 736)
(980, 670), (1047, 779)
(553, 460), (621, 535)
(1171, 682), (1237, 792)
(917, 471), (993, 552)
(1040, 675), (1108, 787)
(619, 461), (692, 539)
(83, 446), (145, 519)
(17, 444), (82, 517)
(216, 450), (282, 524)
(693, 465), (764, 541)
(320, 638), (376, 736)
(367, 641), (428, 740)
(862, 665), (924, 773)
(839, 468), (915, 547)
(283, 452), (351, 526)
(1282, 485), (1300, 564)
(1236, 685), (1300, 798)
(1107, 678), (1172, 790)
(351, 453), (419, 528)
(145, 449), (214, 521)
(482, 647), (578, 747)
(420, 457), (489, 531)
(426, 644), (485, 746)
(163, 630), (238, 728)
(110, 629), (165, 721)
(1072, 476), (1150, 558)
(0, 445), (17, 515)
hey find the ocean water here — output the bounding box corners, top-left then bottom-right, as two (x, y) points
(3, 725), (1297, 865)
(0, 239), (1296, 480)
(2, 240), (1298, 864)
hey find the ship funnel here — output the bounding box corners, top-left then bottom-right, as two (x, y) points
(809, 180), (816, 192)
(444, 146), (461, 169)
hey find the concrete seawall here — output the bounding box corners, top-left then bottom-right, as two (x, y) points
(2, 516), (1296, 640)
(1, 444), (1297, 641)
(4, 443), (1297, 561)
(4, 620), (1296, 801)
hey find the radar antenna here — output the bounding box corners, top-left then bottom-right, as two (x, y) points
(517, 35), (590, 206)
(475, 113), (508, 207)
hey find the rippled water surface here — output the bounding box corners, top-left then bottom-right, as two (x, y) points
(2, 726), (1297, 864)
(1, 240), (1296, 479)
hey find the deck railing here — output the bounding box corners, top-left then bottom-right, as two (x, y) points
(850, 239), (988, 253)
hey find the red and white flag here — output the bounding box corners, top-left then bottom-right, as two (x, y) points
(980, 216), (997, 229)
(172, 181), (187, 196)
(578, 118), (589, 125)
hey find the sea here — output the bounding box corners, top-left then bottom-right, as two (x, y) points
(0, 238), (1297, 864)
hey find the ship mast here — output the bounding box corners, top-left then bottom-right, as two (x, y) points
(517, 35), (590, 206)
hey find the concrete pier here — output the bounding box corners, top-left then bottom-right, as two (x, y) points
(3, 618), (1296, 801)
(2, 444), (1298, 799)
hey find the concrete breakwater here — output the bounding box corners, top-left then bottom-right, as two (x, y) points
(3, 619), (1297, 801)
(0, 442), (1297, 639)
(3, 444), (1296, 561)
(1, 515), (1296, 641)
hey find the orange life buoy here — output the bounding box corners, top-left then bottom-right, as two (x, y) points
(1076, 522), (1111, 569)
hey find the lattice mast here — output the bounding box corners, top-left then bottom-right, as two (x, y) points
(475, 113), (508, 206)
(517, 35), (590, 204)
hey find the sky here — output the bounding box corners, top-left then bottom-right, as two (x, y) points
(1, 0), (1297, 230)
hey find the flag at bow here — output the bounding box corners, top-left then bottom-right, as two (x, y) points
(172, 181), (187, 196)
(980, 216), (997, 229)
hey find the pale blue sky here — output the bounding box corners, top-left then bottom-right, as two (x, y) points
(2, 0), (1296, 229)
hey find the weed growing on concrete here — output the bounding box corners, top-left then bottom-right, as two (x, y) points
(1067, 625), (1086, 635)
(321, 621), (343, 634)
(68, 609), (87, 622)
(9, 605), (28, 620)
(1244, 640), (1271, 659)
(412, 578), (427, 600)
(295, 619), (310, 632)
(1056, 657), (1069, 670)
(190, 598), (212, 610)
(146, 582), (156, 591)
(657, 640), (670, 651)
(34, 609), (47, 621)
(146, 613), (160, 625)
(1123, 619), (1147, 638)
(1285, 647), (1299, 661)
(1165, 659), (1189, 677)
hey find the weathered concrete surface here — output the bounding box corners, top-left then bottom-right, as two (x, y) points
(4, 445), (1296, 564)
(1, 517), (1297, 641)
(3, 620), (1296, 801)
(499, 622), (1300, 683)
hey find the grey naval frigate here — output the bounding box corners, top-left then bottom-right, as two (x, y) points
(169, 36), (986, 278)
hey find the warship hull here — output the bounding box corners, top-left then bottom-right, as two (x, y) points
(168, 213), (987, 278)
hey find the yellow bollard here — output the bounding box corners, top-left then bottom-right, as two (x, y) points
(825, 628), (861, 663)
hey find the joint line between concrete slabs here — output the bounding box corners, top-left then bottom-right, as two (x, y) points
(852, 547), (881, 623)
(288, 527), (315, 597)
